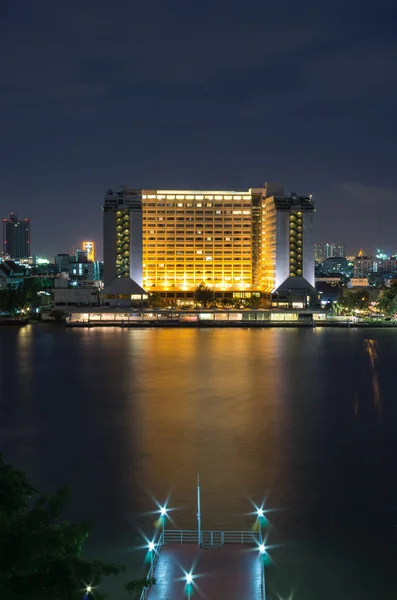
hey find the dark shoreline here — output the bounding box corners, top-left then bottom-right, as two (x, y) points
(65, 320), (397, 329)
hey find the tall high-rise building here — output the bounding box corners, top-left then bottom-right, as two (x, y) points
(324, 243), (345, 258)
(102, 184), (316, 302)
(82, 241), (95, 262)
(314, 243), (324, 264)
(103, 188), (143, 286)
(262, 193), (315, 291)
(2, 213), (30, 259)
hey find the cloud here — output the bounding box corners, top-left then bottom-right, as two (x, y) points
(337, 182), (397, 206)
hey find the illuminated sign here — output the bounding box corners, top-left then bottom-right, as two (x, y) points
(82, 241), (95, 261)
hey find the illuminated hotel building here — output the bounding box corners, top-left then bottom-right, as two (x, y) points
(102, 184), (316, 302)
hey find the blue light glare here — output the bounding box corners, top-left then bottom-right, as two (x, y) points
(185, 573), (193, 584)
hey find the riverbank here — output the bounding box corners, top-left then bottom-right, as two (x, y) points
(0, 318), (29, 326)
(66, 320), (397, 328)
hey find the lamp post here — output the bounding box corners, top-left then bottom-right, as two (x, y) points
(197, 474), (202, 548)
(148, 541), (156, 567)
(159, 505), (167, 542)
(258, 544), (267, 600)
(185, 573), (193, 600)
(83, 586), (92, 600)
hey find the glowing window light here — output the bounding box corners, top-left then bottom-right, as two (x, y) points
(195, 195), (204, 200)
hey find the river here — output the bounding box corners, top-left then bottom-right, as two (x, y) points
(1, 325), (396, 599)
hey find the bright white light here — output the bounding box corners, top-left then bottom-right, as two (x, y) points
(259, 544), (266, 554)
(160, 506), (167, 517)
(148, 541), (155, 552)
(185, 573), (193, 584)
(257, 508), (264, 518)
(86, 586), (92, 593)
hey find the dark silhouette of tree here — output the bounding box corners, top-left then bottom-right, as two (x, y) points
(0, 454), (156, 600)
(377, 286), (397, 316)
(194, 283), (214, 307)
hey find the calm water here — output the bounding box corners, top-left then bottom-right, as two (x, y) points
(1, 325), (397, 599)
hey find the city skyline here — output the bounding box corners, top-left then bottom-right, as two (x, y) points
(1, 1), (397, 259)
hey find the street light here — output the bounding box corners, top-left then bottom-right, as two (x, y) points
(257, 508), (264, 518)
(185, 572), (193, 600)
(148, 541), (155, 552)
(160, 506), (167, 517)
(83, 586), (92, 600)
(258, 544), (268, 600)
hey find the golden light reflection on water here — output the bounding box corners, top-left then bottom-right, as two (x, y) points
(126, 329), (291, 529)
(364, 339), (382, 416)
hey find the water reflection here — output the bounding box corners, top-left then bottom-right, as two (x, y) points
(1, 327), (397, 599)
(364, 338), (382, 415)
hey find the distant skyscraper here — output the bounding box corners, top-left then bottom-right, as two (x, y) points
(314, 243), (324, 264)
(82, 241), (95, 262)
(2, 213), (30, 259)
(324, 243), (345, 258)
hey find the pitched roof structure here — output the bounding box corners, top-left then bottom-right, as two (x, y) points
(102, 277), (147, 296)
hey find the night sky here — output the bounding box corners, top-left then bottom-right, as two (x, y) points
(1, 0), (396, 259)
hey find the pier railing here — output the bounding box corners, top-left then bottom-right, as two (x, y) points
(139, 529), (259, 599)
(139, 530), (164, 600)
(163, 529), (259, 546)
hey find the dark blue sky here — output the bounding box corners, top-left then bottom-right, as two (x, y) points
(1, 0), (396, 259)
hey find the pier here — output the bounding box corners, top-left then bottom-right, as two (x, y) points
(139, 479), (269, 600)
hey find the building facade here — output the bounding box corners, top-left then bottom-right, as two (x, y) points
(321, 257), (350, 276)
(324, 243), (345, 258)
(262, 194), (315, 292)
(2, 213), (30, 259)
(103, 188), (142, 286)
(102, 184), (316, 300)
(82, 241), (95, 262)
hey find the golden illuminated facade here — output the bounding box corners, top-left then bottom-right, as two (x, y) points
(82, 241), (95, 262)
(102, 184), (315, 297)
(142, 190), (260, 292)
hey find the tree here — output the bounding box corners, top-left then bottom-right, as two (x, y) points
(194, 283), (214, 307)
(0, 454), (125, 600)
(342, 290), (372, 313)
(377, 286), (397, 316)
(148, 292), (163, 308)
(125, 577), (156, 597)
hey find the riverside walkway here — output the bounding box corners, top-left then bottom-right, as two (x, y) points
(142, 530), (265, 600)
(140, 479), (269, 600)
(147, 542), (263, 600)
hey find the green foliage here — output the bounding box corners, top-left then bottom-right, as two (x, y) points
(49, 310), (67, 323)
(341, 290), (372, 313)
(125, 577), (156, 596)
(194, 283), (214, 307)
(377, 286), (397, 316)
(0, 287), (27, 315)
(148, 292), (163, 308)
(0, 454), (123, 600)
